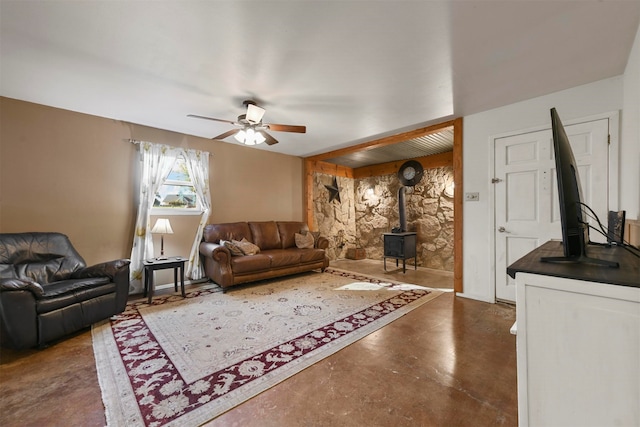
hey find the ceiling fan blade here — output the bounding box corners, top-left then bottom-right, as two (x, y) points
(265, 123), (306, 133)
(263, 131), (279, 145)
(211, 129), (239, 140)
(187, 114), (237, 125)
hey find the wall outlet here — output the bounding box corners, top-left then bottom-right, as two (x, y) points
(465, 192), (480, 201)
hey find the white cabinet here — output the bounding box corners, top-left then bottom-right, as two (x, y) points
(514, 272), (640, 426)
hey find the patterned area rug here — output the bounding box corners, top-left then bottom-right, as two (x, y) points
(92, 269), (443, 426)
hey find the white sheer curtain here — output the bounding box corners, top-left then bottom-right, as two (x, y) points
(183, 148), (211, 280)
(129, 142), (180, 294)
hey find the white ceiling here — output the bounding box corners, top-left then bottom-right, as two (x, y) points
(1, 1), (639, 158)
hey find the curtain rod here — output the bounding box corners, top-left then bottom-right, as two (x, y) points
(125, 138), (211, 155)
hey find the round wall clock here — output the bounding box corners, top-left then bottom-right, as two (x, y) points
(398, 160), (424, 186)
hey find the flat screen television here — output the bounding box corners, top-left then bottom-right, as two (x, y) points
(541, 108), (618, 267)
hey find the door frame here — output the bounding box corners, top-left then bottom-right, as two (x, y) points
(489, 111), (620, 303)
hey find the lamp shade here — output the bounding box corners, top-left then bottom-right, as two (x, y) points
(234, 128), (266, 145)
(246, 104), (266, 124)
(151, 218), (174, 234)
(254, 131), (266, 144)
(234, 129), (247, 143)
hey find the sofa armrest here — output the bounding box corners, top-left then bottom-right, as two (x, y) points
(200, 242), (234, 288)
(71, 259), (131, 280)
(316, 236), (329, 250)
(0, 278), (44, 298)
(200, 242), (231, 261)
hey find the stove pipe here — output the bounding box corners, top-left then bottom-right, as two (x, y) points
(397, 186), (407, 232)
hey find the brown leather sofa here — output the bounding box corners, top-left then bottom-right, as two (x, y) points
(0, 232), (130, 349)
(200, 221), (329, 291)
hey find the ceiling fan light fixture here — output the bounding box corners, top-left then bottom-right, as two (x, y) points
(234, 129), (247, 143)
(254, 131), (266, 144)
(189, 100), (304, 146)
(234, 128), (266, 145)
(246, 104), (266, 124)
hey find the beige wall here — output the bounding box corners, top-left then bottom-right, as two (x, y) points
(0, 97), (304, 268)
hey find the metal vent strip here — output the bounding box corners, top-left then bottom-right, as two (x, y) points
(323, 128), (454, 169)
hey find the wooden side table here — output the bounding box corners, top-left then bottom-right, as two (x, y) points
(143, 257), (187, 304)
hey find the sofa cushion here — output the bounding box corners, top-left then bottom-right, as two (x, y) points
(299, 248), (327, 264)
(262, 249), (302, 268)
(203, 223), (252, 244)
(36, 279), (115, 314)
(41, 277), (111, 297)
(231, 254), (271, 274)
(248, 221), (281, 250)
(295, 232), (314, 249)
(277, 221), (307, 249)
(0, 232), (86, 284)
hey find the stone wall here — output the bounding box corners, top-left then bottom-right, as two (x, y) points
(313, 166), (455, 271)
(313, 174), (356, 260)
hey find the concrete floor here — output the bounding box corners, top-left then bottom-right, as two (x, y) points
(0, 261), (517, 426)
(329, 258), (455, 290)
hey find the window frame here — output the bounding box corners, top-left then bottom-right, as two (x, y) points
(151, 155), (203, 216)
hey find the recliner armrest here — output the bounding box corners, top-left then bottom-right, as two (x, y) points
(0, 278), (44, 298)
(71, 259), (131, 280)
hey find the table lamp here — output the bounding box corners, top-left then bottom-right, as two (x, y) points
(151, 218), (173, 259)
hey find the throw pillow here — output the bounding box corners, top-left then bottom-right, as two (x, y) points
(224, 240), (244, 257)
(300, 229), (321, 247)
(234, 238), (261, 256)
(295, 232), (314, 249)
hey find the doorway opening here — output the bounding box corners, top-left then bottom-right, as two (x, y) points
(304, 118), (463, 292)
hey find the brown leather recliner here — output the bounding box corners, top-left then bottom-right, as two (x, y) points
(0, 232), (130, 349)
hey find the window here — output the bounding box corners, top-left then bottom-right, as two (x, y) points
(152, 156), (201, 215)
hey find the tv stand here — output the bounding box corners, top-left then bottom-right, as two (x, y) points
(509, 240), (637, 287)
(508, 240), (640, 426)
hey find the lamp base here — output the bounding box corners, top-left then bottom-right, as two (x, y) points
(156, 235), (167, 260)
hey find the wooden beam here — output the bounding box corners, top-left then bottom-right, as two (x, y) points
(305, 121), (457, 163)
(452, 118), (463, 293)
(304, 159), (315, 229)
(353, 151), (453, 179)
(305, 160), (354, 178)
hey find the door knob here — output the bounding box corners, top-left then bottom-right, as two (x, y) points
(498, 226), (507, 233)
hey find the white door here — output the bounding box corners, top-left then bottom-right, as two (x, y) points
(494, 118), (610, 302)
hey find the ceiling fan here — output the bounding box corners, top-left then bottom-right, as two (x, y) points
(188, 100), (306, 146)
